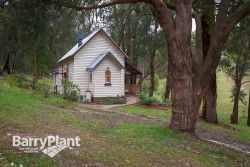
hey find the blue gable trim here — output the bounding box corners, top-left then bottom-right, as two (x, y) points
(87, 51), (124, 71)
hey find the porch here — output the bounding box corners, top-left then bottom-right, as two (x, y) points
(125, 60), (142, 94)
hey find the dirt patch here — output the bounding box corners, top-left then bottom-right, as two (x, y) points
(196, 128), (250, 153)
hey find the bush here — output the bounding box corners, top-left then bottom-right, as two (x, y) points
(163, 98), (172, 105)
(139, 94), (159, 105)
(5, 74), (32, 89)
(102, 97), (126, 105)
(36, 82), (50, 97)
(61, 78), (80, 101)
(141, 74), (160, 94)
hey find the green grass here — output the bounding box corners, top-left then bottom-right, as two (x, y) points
(114, 105), (171, 121)
(0, 75), (250, 166)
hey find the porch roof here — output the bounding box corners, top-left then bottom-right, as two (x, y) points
(125, 59), (142, 75)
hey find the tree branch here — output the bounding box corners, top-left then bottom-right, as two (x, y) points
(225, 2), (250, 29)
(43, 0), (150, 10)
(139, 61), (164, 83)
(203, 2), (250, 84)
(241, 81), (250, 86)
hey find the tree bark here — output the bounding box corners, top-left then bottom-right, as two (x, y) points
(164, 62), (171, 99)
(3, 54), (10, 74)
(149, 54), (155, 97)
(164, 78), (170, 99)
(231, 83), (241, 124)
(33, 54), (38, 89)
(149, 19), (158, 97)
(202, 72), (218, 123)
(166, 1), (197, 132)
(247, 91), (250, 126)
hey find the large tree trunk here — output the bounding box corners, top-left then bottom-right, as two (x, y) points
(247, 91), (250, 126)
(167, 1), (197, 132)
(200, 13), (218, 123)
(231, 83), (241, 124)
(202, 72), (218, 123)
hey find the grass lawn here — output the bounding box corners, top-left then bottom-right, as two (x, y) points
(0, 74), (249, 166)
(116, 71), (250, 142)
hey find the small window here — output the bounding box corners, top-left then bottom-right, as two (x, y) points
(63, 67), (68, 78)
(105, 67), (111, 85)
(90, 71), (92, 83)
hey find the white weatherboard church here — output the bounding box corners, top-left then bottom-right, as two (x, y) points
(53, 28), (142, 101)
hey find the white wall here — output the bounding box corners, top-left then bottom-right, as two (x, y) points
(93, 56), (124, 97)
(73, 30), (125, 97)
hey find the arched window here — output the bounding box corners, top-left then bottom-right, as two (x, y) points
(105, 67), (111, 84)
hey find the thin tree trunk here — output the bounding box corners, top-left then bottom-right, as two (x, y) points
(231, 83), (241, 124)
(164, 61), (171, 100)
(149, 19), (158, 97)
(3, 54), (10, 74)
(149, 54), (155, 97)
(33, 54), (38, 89)
(164, 78), (170, 99)
(247, 91), (250, 126)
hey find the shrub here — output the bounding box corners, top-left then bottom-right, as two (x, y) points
(102, 97), (126, 105)
(163, 98), (172, 105)
(36, 82), (50, 97)
(139, 94), (159, 105)
(154, 74), (160, 91)
(61, 78), (80, 101)
(141, 75), (160, 94)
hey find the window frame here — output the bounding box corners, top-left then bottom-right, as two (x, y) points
(105, 67), (111, 86)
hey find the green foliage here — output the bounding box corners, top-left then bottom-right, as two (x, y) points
(142, 75), (160, 94)
(163, 98), (172, 105)
(101, 97), (126, 105)
(61, 77), (80, 101)
(139, 93), (159, 105)
(5, 74), (32, 89)
(36, 82), (50, 97)
(229, 86), (247, 105)
(154, 74), (160, 91)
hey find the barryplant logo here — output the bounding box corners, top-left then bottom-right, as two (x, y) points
(12, 135), (80, 157)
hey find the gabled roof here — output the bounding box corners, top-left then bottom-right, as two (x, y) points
(87, 51), (124, 71)
(58, 28), (128, 63)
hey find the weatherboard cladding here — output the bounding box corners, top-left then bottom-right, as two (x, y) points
(87, 51), (124, 71)
(72, 29), (125, 97)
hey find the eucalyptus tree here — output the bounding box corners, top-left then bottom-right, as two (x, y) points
(44, 0), (250, 132)
(220, 17), (250, 124)
(104, 4), (167, 97)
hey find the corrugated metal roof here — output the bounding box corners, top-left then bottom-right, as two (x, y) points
(58, 28), (102, 63)
(87, 51), (124, 71)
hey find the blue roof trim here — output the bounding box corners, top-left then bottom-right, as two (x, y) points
(87, 51), (124, 71)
